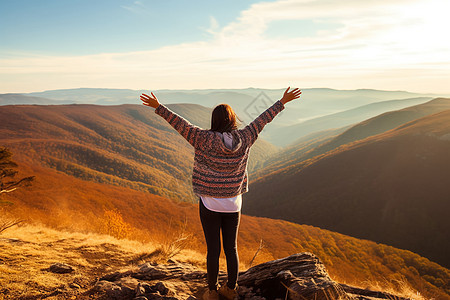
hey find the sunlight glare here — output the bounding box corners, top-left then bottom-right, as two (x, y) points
(399, 0), (450, 48)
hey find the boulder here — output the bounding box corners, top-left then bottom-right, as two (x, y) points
(91, 252), (410, 300)
(237, 253), (349, 300)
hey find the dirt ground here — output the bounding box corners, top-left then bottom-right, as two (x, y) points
(0, 224), (208, 299)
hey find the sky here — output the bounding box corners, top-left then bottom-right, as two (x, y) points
(1, 0), (449, 94)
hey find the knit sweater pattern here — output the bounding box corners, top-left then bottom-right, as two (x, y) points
(155, 100), (285, 197)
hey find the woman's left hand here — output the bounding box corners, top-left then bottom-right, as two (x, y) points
(140, 92), (160, 108)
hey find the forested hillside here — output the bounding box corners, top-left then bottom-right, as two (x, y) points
(245, 105), (450, 268)
(0, 103), (277, 203)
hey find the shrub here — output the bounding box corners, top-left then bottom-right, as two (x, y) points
(100, 208), (132, 239)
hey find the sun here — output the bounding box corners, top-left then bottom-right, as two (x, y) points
(399, 0), (450, 48)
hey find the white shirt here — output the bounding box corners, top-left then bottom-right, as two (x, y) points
(200, 132), (242, 213)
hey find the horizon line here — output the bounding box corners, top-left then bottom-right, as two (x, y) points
(2, 86), (449, 96)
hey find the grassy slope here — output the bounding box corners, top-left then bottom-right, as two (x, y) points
(1, 160), (448, 299)
(244, 108), (450, 269)
(0, 225), (169, 299)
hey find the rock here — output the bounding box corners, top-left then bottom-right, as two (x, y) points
(141, 282), (154, 294)
(136, 262), (203, 281)
(153, 282), (169, 295)
(69, 283), (81, 289)
(91, 252), (409, 300)
(49, 262), (74, 274)
(118, 276), (141, 290)
(93, 280), (123, 299)
(135, 282), (146, 296)
(238, 285), (259, 298)
(237, 252), (350, 300)
(120, 285), (136, 298)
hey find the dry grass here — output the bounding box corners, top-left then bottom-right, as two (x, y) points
(364, 278), (427, 300)
(335, 276), (428, 300)
(0, 223), (205, 299)
(0, 221), (440, 300)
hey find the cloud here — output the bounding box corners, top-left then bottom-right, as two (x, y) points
(121, 1), (149, 15)
(1, 0), (449, 93)
(201, 16), (220, 35)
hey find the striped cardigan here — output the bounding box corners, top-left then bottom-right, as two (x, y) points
(155, 100), (285, 197)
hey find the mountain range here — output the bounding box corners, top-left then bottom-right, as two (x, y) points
(2, 87), (444, 146)
(266, 96), (432, 146)
(254, 98), (450, 176)
(245, 98), (450, 267)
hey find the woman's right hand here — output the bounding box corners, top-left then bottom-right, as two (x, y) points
(140, 92), (160, 108)
(280, 87), (302, 105)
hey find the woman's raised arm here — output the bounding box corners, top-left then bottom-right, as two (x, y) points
(280, 87), (302, 105)
(140, 92), (160, 108)
(140, 91), (208, 149)
(242, 87), (302, 145)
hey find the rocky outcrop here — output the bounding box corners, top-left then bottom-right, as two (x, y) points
(90, 252), (410, 300)
(91, 261), (212, 299)
(237, 253), (349, 300)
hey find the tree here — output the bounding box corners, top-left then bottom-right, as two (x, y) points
(0, 147), (34, 197)
(0, 147), (34, 233)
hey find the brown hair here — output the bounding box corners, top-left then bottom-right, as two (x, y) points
(210, 104), (241, 133)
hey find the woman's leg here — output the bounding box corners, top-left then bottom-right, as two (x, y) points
(221, 210), (241, 289)
(199, 199), (222, 290)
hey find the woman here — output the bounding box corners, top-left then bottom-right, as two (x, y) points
(140, 87), (302, 300)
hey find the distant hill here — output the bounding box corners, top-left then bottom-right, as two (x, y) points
(27, 87), (436, 113)
(253, 126), (351, 174)
(305, 98), (450, 162)
(3, 87), (440, 146)
(266, 97), (432, 146)
(29, 88), (142, 105)
(0, 103), (277, 203)
(244, 105), (450, 267)
(254, 98), (450, 178)
(0, 93), (73, 105)
(2, 159), (448, 300)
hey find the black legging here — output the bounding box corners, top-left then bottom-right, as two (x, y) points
(199, 199), (241, 290)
